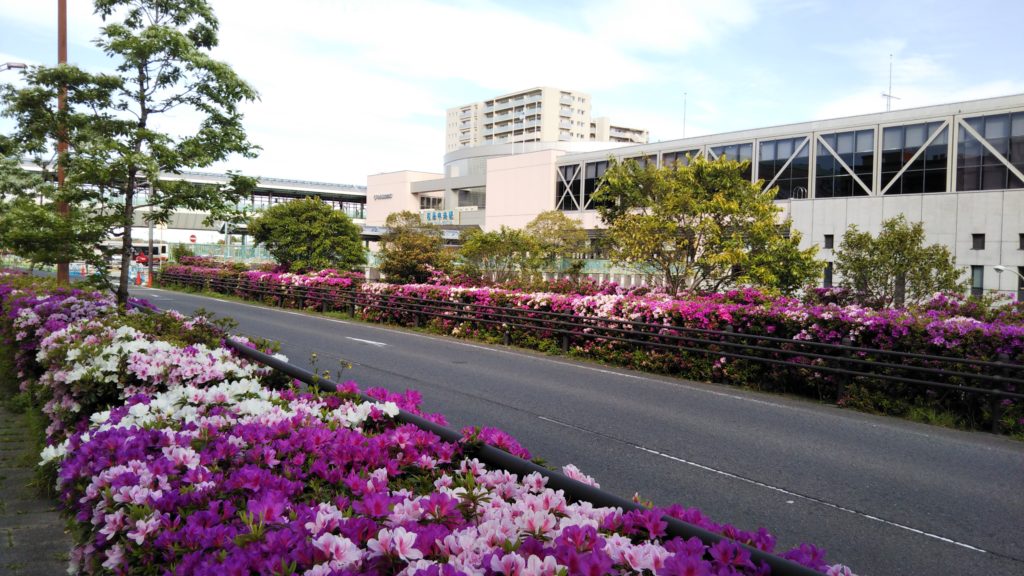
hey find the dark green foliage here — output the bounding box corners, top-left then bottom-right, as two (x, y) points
(0, 0), (259, 305)
(834, 215), (966, 307)
(592, 156), (822, 295)
(250, 197), (365, 272)
(377, 211), (452, 283)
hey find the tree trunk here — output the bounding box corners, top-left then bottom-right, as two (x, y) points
(116, 184), (134, 307)
(894, 271), (906, 308)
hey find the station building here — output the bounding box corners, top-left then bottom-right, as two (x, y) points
(367, 93), (1024, 299)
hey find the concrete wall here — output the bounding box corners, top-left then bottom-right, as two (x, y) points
(783, 189), (1024, 296)
(483, 150), (562, 230)
(365, 171), (442, 226)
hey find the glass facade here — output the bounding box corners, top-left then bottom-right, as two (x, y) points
(709, 143), (753, 180)
(556, 165), (581, 211)
(957, 112), (1024, 191)
(881, 121), (948, 194)
(626, 155), (657, 168)
(758, 137), (809, 199)
(583, 161), (609, 210)
(815, 130), (873, 198)
(456, 188), (486, 208)
(661, 149), (700, 168)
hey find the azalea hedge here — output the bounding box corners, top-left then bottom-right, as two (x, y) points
(160, 265), (1024, 436)
(1, 278), (855, 575)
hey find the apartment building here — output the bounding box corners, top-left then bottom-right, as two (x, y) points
(445, 87), (647, 151)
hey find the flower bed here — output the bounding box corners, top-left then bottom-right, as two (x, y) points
(159, 266), (1024, 436)
(1, 281), (855, 575)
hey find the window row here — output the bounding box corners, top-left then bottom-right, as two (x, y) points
(560, 112), (1023, 200)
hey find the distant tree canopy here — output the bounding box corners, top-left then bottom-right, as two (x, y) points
(250, 197), (365, 272)
(834, 215), (965, 307)
(591, 155), (822, 295)
(523, 210), (589, 276)
(377, 211), (451, 283)
(458, 226), (539, 283)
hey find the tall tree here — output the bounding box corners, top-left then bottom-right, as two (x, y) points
(0, 0), (258, 305)
(834, 215), (965, 307)
(377, 211), (451, 284)
(458, 226), (540, 283)
(250, 197), (365, 272)
(523, 210), (588, 276)
(591, 156), (821, 295)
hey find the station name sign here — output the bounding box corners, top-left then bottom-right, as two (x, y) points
(372, 193), (393, 201)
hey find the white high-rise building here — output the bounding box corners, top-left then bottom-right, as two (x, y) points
(446, 87), (647, 152)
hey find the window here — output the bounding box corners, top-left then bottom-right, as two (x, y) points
(556, 165), (581, 211)
(709, 143), (753, 180)
(626, 155), (657, 168)
(583, 161), (609, 210)
(815, 129), (873, 198)
(971, 265), (984, 297)
(1019, 233), (1024, 250)
(662, 149), (700, 168)
(972, 233), (985, 250)
(419, 196), (442, 210)
(957, 112), (1024, 191)
(823, 262), (833, 288)
(1018, 267), (1024, 302)
(881, 121), (948, 194)
(758, 137), (810, 200)
(824, 234), (834, 249)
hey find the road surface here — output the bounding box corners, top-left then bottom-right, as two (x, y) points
(133, 286), (1024, 576)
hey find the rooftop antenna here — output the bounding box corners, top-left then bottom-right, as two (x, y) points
(882, 53), (900, 112)
(683, 92), (687, 138)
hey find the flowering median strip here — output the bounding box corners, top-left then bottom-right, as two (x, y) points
(160, 265), (1024, 436)
(0, 277), (856, 574)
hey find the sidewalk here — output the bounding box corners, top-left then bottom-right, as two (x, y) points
(0, 406), (71, 575)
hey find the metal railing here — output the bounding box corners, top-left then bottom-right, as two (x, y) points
(222, 338), (826, 576)
(161, 271), (1024, 433)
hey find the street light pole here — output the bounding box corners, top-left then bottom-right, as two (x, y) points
(993, 265), (1024, 300)
(56, 0), (70, 285)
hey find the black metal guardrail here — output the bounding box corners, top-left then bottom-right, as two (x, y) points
(223, 338), (826, 576)
(163, 272), (1024, 433)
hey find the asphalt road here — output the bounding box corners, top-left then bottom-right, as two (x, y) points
(132, 286), (1024, 576)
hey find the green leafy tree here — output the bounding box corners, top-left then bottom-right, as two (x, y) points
(0, 0), (258, 305)
(377, 211), (451, 284)
(458, 226), (540, 283)
(834, 215), (965, 307)
(250, 197), (365, 272)
(591, 156), (821, 295)
(523, 210), (589, 276)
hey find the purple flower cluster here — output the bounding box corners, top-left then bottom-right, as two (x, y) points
(1, 280), (858, 575)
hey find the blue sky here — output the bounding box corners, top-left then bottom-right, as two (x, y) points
(1, 0), (1022, 185)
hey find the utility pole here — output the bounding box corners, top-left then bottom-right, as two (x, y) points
(56, 0), (70, 285)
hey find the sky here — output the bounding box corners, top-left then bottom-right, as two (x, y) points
(1, 0), (1022, 186)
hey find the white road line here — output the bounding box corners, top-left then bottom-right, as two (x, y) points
(638, 445), (991, 554)
(538, 413), (991, 555)
(346, 336), (387, 347)
(141, 287), (990, 447)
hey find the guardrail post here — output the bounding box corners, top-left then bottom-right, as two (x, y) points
(503, 326), (511, 346)
(990, 353), (1010, 433)
(835, 337), (853, 403)
(561, 332), (570, 352)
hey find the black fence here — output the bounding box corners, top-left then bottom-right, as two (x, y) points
(223, 338), (827, 576)
(162, 272), (1024, 433)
